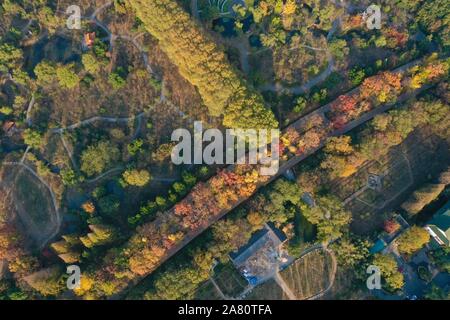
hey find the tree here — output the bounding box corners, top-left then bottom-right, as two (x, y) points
(98, 195), (120, 216)
(401, 183), (446, 215)
(360, 72), (402, 103)
(372, 253), (404, 291)
(80, 223), (118, 248)
(384, 219), (401, 234)
(108, 72), (127, 90)
(128, 0), (278, 129)
(0, 43), (23, 72)
(26, 267), (65, 297)
(329, 39), (349, 61)
(302, 195), (352, 242)
(23, 129), (42, 149)
(293, 96), (307, 113)
(349, 67), (366, 86)
(56, 64), (79, 89)
(82, 54), (100, 74)
(324, 136), (354, 155)
(80, 141), (119, 176)
(396, 226), (430, 255)
(34, 60), (56, 86)
(123, 169), (151, 187)
(330, 237), (370, 268)
(82, 201), (96, 214)
(127, 139), (144, 156)
(424, 284), (449, 300)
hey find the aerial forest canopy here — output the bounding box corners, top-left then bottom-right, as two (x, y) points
(128, 0), (278, 129)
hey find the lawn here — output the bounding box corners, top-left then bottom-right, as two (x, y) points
(11, 167), (58, 246)
(280, 249), (334, 300)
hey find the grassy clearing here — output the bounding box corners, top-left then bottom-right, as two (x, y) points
(13, 169), (54, 231)
(280, 249), (333, 299)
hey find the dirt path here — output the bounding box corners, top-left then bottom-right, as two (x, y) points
(274, 272), (297, 300)
(84, 166), (124, 184)
(25, 94), (36, 126)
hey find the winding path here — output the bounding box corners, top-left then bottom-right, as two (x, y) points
(257, 16), (341, 94)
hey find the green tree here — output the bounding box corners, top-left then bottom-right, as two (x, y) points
(80, 141), (119, 176)
(34, 60), (56, 86)
(23, 129), (43, 149)
(98, 195), (121, 216)
(56, 64), (79, 89)
(372, 253), (404, 291)
(424, 284), (449, 300)
(26, 267), (65, 297)
(396, 226), (430, 255)
(302, 195), (352, 242)
(0, 43), (23, 72)
(108, 72), (126, 90)
(401, 183), (446, 215)
(330, 237), (371, 268)
(128, 0), (277, 129)
(123, 169), (151, 187)
(82, 53), (100, 74)
(329, 39), (349, 61)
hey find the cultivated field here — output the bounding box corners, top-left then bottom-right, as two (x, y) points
(245, 279), (289, 300)
(280, 249), (334, 300)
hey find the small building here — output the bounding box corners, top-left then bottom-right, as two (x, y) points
(426, 200), (450, 247)
(83, 32), (96, 49)
(230, 223), (289, 285)
(2, 120), (16, 136)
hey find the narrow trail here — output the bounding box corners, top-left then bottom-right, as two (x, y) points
(25, 94), (36, 126)
(84, 167), (124, 184)
(274, 272), (297, 300)
(191, 0), (200, 20)
(59, 133), (79, 171)
(257, 16), (341, 94)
